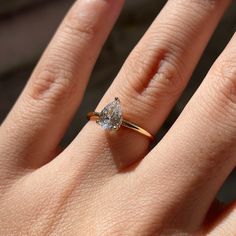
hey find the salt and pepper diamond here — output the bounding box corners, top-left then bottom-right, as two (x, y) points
(97, 97), (122, 131)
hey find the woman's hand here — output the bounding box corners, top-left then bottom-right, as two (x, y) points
(0, 0), (235, 235)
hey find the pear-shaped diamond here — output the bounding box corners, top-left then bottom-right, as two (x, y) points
(97, 97), (122, 131)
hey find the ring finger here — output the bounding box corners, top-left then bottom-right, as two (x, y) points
(67, 0), (231, 169)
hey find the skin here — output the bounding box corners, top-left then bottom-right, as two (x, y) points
(0, 0), (236, 235)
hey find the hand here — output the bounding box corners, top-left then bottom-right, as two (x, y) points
(0, 0), (236, 235)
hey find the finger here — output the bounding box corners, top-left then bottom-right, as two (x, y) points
(0, 0), (124, 169)
(137, 33), (236, 231)
(206, 201), (236, 235)
(68, 0), (231, 168)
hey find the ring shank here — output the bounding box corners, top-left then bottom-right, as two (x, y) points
(87, 112), (154, 141)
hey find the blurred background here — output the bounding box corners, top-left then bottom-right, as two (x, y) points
(0, 0), (236, 202)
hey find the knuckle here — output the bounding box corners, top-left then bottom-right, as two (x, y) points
(204, 57), (236, 134)
(213, 58), (236, 105)
(123, 48), (184, 99)
(28, 64), (74, 105)
(117, 50), (184, 119)
(122, 49), (152, 93)
(152, 56), (184, 97)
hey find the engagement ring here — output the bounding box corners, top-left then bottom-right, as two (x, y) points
(87, 97), (154, 141)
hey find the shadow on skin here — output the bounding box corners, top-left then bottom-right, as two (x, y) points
(105, 126), (156, 172)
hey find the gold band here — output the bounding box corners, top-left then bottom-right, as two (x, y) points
(87, 112), (154, 141)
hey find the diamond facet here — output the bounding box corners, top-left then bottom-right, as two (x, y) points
(97, 97), (122, 131)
